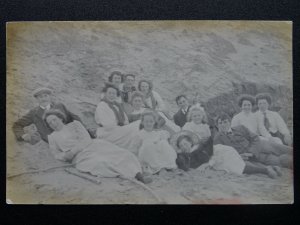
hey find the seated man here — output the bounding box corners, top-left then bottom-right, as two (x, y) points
(213, 113), (293, 169)
(255, 93), (292, 146)
(119, 74), (137, 103)
(173, 95), (191, 128)
(13, 87), (83, 144)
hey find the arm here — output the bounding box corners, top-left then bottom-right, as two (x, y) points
(70, 121), (93, 154)
(153, 91), (166, 112)
(231, 114), (240, 128)
(48, 134), (67, 162)
(60, 103), (82, 123)
(12, 109), (35, 141)
(275, 112), (292, 145)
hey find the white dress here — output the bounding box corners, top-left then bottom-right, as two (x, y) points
(48, 121), (142, 178)
(209, 145), (246, 175)
(133, 130), (177, 174)
(95, 101), (141, 154)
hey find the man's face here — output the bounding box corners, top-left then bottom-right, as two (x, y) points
(177, 97), (189, 109)
(36, 93), (51, 107)
(217, 118), (231, 133)
(257, 99), (269, 112)
(125, 76), (135, 87)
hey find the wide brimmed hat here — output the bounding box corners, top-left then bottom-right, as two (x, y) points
(169, 130), (200, 153)
(33, 87), (52, 97)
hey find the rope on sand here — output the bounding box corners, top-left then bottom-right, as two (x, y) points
(7, 164), (74, 179)
(7, 164), (165, 204)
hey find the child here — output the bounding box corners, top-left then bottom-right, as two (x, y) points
(175, 133), (281, 178)
(133, 111), (177, 174)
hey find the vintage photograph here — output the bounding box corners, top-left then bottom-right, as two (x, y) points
(6, 21), (293, 204)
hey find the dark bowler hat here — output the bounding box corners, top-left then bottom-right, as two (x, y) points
(33, 87), (53, 98)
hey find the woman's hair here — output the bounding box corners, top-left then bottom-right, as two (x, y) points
(102, 82), (120, 97)
(175, 95), (187, 105)
(43, 109), (67, 130)
(187, 106), (206, 123)
(255, 93), (272, 105)
(237, 94), (255, 107)
(138, 80), (153, 92)
(108, 71), (124, 83)
(130, 91), (145, 105)
(176, 135), (194, 149)
(139, 110), (159, 130)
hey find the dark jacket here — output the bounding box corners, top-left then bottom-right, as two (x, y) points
(173, 106), (191, 128)
(12, 102), (82, 143)
(176, 137), (214, 171)
(213, 125), (260, 155)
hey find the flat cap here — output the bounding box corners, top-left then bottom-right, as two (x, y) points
(33, 87), (52, 97)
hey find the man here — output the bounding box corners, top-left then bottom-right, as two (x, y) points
(13, 87), (82, 143)
(255, 93), (292, 146)
(173, 95), (191, 128)
(213, 113), (292, 169)
(120, 74), (136, 103)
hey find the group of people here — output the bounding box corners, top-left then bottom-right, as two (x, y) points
(12, 71), (293, 184)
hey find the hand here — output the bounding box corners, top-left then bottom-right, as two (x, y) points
(284, 135), (292, 146)
(240, 153), (253, 160)
(197, 163), (210, 173)
(21, 133), (31, 142)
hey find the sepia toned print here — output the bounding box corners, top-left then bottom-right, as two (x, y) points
(6, 21), (293, 204)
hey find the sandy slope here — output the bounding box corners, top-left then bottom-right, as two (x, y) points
(6, 21), (293, 204)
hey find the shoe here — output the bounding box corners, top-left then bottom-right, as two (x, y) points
(266, 166), (277, 179)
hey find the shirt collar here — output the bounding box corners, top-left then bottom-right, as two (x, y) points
(40, 104), (51, 110)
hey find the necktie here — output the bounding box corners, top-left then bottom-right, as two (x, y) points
(263, 112), (270, 131)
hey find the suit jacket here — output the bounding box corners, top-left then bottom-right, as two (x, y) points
(213, 125), (260, 155)
(13, 102), (82, 143)
(173, 106), (190, 128)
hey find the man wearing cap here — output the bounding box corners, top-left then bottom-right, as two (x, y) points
(12, 87), (82, 144)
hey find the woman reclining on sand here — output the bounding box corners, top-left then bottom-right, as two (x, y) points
(44, 109), (152, 184)
(172, 131), (281, 178)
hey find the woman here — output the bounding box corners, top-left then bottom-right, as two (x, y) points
(44, 109), (151, 183)
(95, 83), (141, 154)
(138, 80), (171, 117)
(231, 94), (282, 144)
(128, 91), (180, 133)
(132, 111), (177, 174)
(182, 106), (211, 143)
(172, 131), (280, 178)
(100, 71), (124, 103)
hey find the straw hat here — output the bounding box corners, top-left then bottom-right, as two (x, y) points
(169, 130), (200, 153)
(33, 87), (52, 98)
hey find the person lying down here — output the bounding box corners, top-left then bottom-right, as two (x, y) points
(173, 131), (282, 178)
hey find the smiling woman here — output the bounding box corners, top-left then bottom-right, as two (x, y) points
(43, 109), (151, 183)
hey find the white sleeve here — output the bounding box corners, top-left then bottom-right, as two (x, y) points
(152, 91), (166, 111)
(231, 114), (240, 128)
(275, 112), (290, 136)
(48, 134), (61, 158)
(95, 102), (118, 127)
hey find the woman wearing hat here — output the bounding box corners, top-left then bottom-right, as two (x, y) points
(44, 109), (151, 183)
(170, 130), (280, 178)
(95, 83), (141, 154)
(13, 87), (82, 143)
